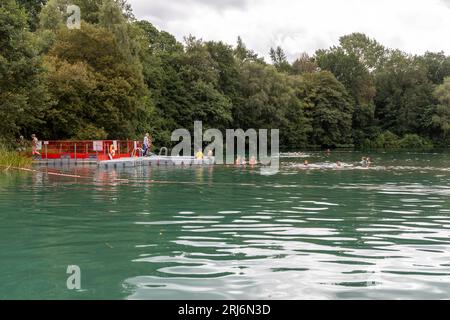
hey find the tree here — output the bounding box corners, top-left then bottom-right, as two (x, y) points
(235, 36), (260, 63)
(316, 47), (375, 106)
(417, 51), (450, 85)
(295, 71), (354, 147)
(270, 46), (291, 73)
(136, 27), (233, 145)
(0, 0), (50, 140)
(315, 46), (376, 146)
(374, 51), (436, 136)
(233, 62), (309, 147)
(16, 0), (47, 31)
(339, 33), (387, 71)
(291, 53), (318, 75)
(205, 41), (240, 99)
(43, 22), (150, 139)
(424, 77), (450, 143)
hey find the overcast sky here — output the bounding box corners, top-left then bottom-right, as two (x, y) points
(128, 0), (450, 62)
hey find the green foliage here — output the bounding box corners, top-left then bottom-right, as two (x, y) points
(339, 33), (387, 70)
(367, 131), (401, 149)
(363, 132), (433, 149)
(428, 77), (450, 145)
(316, 47), (375, 106)
(374, 51), (436, 136)
(270, 46), (291, 73)
(417, 51), (450, 85)
(315, 41), (378, 147)
(399, 134), (433, 149)
(291, 53), (318, 75)
(0, 0), (50, 140)
(235, 36), (261, 63)
(233, 62), (309, 147)
(16, 0), (47, 31)
(296, 71), (354, 147)
(74, 124), (108, 140)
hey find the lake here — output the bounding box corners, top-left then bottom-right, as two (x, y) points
(1, 151), (449, 299)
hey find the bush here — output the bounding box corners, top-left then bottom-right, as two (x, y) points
(369, 131), (400, 149)
(0, 144), (32, 169)
(362, 132), (434, 150)
(74, 124), (108, 140)
(399, 134), (433, 149)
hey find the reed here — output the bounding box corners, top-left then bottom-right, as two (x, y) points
(0, 144), (32, 170)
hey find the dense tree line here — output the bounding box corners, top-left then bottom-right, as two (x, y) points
(1, 0), (449, 149)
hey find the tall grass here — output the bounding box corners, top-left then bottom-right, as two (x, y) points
(0, 144), (32, 170)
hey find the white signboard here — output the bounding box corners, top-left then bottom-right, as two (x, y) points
(93, 141), (103, 151)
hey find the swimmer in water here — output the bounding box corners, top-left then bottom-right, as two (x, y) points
(304, 160), (309, 166)
(195, 148), (204, 160)
(336, 161), (342, 167)
(360, 157), (368, 167)
(249, 156), (257, 167)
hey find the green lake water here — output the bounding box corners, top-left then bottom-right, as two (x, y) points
(1, 151), (450, 299)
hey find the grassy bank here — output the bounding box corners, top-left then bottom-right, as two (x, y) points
(0, 144), (32, 170)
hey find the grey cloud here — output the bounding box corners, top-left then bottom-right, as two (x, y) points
(130, 0), (249, 21)
(128, 0), (450, 61)
(186, 0), (249, 10)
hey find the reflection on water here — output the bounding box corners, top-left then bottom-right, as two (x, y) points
(0, 151), (450, 299)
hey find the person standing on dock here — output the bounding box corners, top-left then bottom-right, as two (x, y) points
(16, 136), (26, 152)
(31, 134), (41, 159)
(143, 133), (150, 157)
(109, 144), (116, 160)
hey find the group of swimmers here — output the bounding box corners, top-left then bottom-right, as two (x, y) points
(360, 157), (372, 167)
(302, 156), (373, 168)
(235, 156), (257, 166)
(194, 149), (258, 167)
(195, 149), (211, 160)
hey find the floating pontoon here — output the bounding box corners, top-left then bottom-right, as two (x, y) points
(98, 155), (214, 169)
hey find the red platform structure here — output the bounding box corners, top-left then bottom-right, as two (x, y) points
(39, 140), (142, 161)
